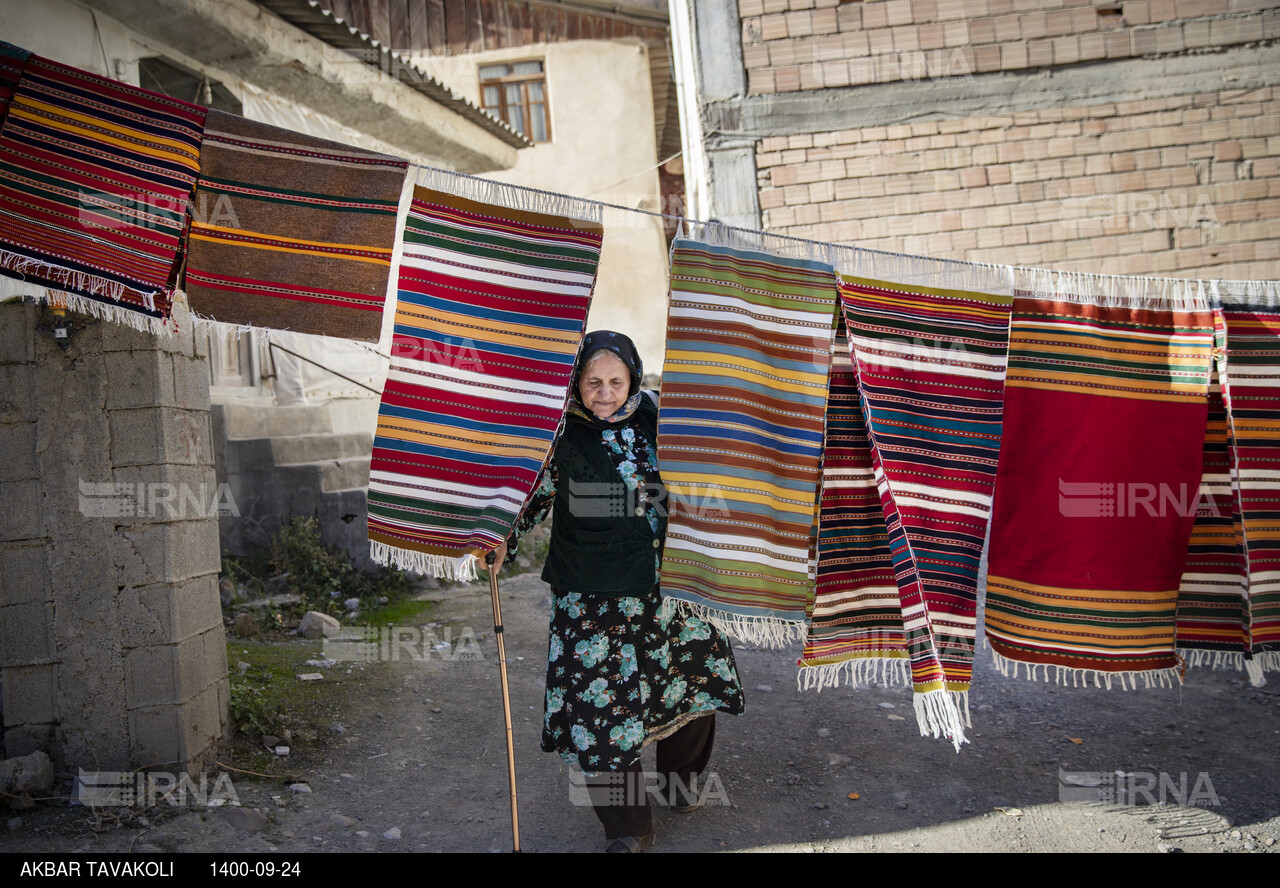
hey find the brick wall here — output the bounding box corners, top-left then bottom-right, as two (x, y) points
(756, 85), (1279, 278)
(740, 0), (1280, 94)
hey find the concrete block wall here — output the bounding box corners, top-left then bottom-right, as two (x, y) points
(757, 85), (1280, 277)
(739, 0), (1279, 94)
(691, 0), (1280, 281)
(0, 297), (228, 773)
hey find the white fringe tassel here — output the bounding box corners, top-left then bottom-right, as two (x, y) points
(913, 688), (970, 752)
(1, 253), (172, 335)
(796, 656), (911, 692)
(669, 599), (806, 649)
(831, 243), (1015, 298)
(990, 648), (1183, 690)
(190, 313), (261, 342)
(369, 540), (479, 582)
(1013, 266), (1211, 311)
(1176, 648), (1277, 687)
(411, 164), (604, 226)
(684, 221), (837, 267)
(1214, 278), (1280, 309)
(1246, 652), (1279, 687)
(1179, 648), (1246, 673)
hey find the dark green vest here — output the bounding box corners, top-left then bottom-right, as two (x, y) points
(541, 399), (666, 596)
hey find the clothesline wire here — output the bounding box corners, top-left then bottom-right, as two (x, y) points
(586, 150), (685, 198)
(409, 161), (1279, 290)
(408, 160), (983, 271)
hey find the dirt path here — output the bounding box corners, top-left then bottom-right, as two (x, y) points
(3, 571), (1279, 853)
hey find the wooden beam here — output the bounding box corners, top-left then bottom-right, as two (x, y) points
(368, 0), (390, 46)
(444, 0), (466, 53)
(407, 0), (427, 50)
(466, 0), (484, 51)
(390, 0), (410, 50)
(426, 0), (446, 53)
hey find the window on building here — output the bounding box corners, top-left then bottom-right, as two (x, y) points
(137, 57), (241, 115)
(478, 61), (550, 143)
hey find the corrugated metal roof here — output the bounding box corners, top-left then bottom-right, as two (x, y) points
(258, 0), (531, 149)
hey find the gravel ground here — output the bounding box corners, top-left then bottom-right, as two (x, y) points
(2, 571), (1278, 854)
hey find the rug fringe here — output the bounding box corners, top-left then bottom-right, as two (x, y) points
(795, 656), (910, 692)
(1214, 279), (1280, 309)
(686, 221), (837, 267)
(2, 255), (172, 334)
(667, 599), (806, 649)
(190, 312), (261, 342)
(990, 648), (1183, 690)
(831, 243), (1014, 297)
(368, 540), (479, 581)
(411, 164), (603, 226)
(22, 286), (170, 335)
(913, 688), (969, 752)
(1178, 648), (1245, 673)
(1245, 651), (1279, 687)
(1013, 266), (1210, 311)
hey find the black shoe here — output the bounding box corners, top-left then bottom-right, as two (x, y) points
(669, 784), (703, 814)
(604, 833), (655, 853)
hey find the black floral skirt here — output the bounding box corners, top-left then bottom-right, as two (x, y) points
(541, 585), (745, 773)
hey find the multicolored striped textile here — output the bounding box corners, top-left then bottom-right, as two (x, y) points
(0, 42), (28, 128)
(184, 110), (407, 341)
(366, 183), (603, 578)
(1212, 290), (1280, 680)
(1174, 319), (1248, 670)
(805, 262), (1013, 748)
(0, 52), (206, 330)
(986, 277), (1215, 688)
(656, 237), (838, 647)
(798, 321), (906, 682)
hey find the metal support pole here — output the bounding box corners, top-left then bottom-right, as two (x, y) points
(486, 550), (521, 852)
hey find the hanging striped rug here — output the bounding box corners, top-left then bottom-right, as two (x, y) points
(366, 183), (602, 578)
(986, 274), (1214, 688)
(810, 260), (1013, 749)
(1213, 288), (1280, 681)
(798, 321), (907, 684)
(0, 42), (28, 129)
(0, 52), (206, 330)
(656, 237), (838, 647)
(1174, 321), (1249, 672)
(184, 110), (408, 341)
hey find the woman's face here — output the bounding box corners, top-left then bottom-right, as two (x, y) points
(578, 351), (631, 420)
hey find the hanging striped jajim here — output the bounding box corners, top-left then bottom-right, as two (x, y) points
(366, 183), (603, 579)
(656, 237), (839, 647)
(1214, 284), (1280, 681)
(822, 261), (1013, 749)
(0, 42), (28, 129)
(986, 273), (1215, 689)
(798, 320), (908, 685)
(1174, 312), (1249, 671)
(0, 51), (206, 330)
(184, 110), (408, 341)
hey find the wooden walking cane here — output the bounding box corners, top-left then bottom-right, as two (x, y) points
(485, 550), (521, 852)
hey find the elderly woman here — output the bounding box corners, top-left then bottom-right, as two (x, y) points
(497, 330), (744, 853)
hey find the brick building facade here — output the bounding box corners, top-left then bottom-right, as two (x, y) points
(676, 0), (1279, 280)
